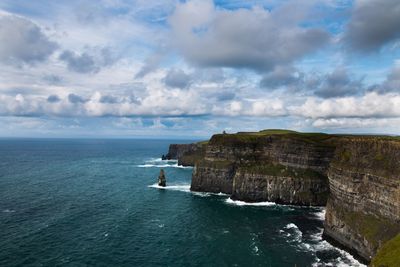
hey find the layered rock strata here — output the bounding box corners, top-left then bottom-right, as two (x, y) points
(191, 132), (336, 206)
(323, 137), (400, 262)
(167, 130), (400, 264)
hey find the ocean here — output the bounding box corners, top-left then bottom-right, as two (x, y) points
(0, 139), (365, 266)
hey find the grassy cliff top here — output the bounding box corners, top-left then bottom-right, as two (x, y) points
(371, 234), (400, 267)
(209, 129), (400, 146)
(209, 129), (338, 147)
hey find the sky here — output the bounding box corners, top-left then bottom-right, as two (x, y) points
(0, 0), (400, 138)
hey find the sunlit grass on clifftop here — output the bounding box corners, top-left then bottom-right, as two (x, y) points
(371, 234), (400, 267)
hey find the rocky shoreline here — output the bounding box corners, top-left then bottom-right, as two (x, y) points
(165, 130), (400, 266)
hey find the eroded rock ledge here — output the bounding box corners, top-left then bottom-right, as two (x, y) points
(166, 129), (400, 265)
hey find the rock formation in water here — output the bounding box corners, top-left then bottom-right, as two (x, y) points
(158, 169), (166, 187)
(166, 129), (400, 265)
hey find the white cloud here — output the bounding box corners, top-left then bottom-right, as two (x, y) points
(292, 92), (400, 119)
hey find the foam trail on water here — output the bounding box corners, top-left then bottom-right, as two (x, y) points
(137, 163), (192, 169)
(148, 183), (191, 192)
(302, 225), (366, 267)
(284, 223), (303, 242)
(192, 191), (230, 197)
(312, 208), (326, 221)
(146, 158), (178, 163)
(225, 198), (275, 206)
(149, 184), (231, 198)
(2, 209), (15, 213)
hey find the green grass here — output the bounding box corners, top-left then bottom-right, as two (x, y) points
(197, 159), (233, 169)
(209, 129), (336, 147)
(214, 129), (400, 143)
(371, 234), (400, 267)
(196, 140), (209, 145)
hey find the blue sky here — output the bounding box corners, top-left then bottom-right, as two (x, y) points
(0, 0), (400, 138)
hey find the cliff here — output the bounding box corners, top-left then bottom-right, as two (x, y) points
(166, 130), (400, 265)
(163, 142), (206, 166)
(323, 137), (400, 263)
(191, 130), (336, 206)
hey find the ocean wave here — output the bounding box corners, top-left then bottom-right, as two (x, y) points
(250, 233), (260, 256)
(312, 208), (326, 221)
(301, 226), (366, 267)
(192, 191), (230, 197)
(2, 209), (15, 213)
(148, 183), (191, 192)
(225, 198), (276, 206)
(284, 223), (303, 242)
(146, 158), (178, 163)
(278, 222), (365, 266)
(148, 184), (231, 199)
(137, 163), (192, 169)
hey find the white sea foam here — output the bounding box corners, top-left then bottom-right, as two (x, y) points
(312, 208), (326, 221)
(285, 223), (298, 229)
(250, 233), (260, 255)
(191, 192), (212, 197)
(137, 163), (193, 169)
(148, 184), (231, 199)
(312, 240), (366, 267)
(148, 183), (191, 192)
(298, 225), (366, 267)
(225, 198), (276, 206)
(147, 158), (178, 163)
(2, 209), (15, 213)
(284, 223), (303, 242)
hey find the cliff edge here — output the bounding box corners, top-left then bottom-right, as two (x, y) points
(166, 129), (400, 265)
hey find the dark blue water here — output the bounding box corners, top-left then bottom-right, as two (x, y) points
(0, 139), (364, 266)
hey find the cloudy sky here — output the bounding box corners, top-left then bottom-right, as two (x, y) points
(1, 0), (400, 138)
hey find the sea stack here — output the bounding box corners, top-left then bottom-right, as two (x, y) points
(158, 169), (166, 187)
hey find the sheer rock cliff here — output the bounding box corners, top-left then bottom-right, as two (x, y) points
(166, 130), (400, 264)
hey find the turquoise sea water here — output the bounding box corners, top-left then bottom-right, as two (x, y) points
(0, 139), (365, 266)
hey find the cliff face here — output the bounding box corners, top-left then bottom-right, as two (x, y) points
(232, 169), (329, 205)
(168, 131), (400, 264)
(164, 143), (205, 166)
(323, 137), (400, 262)
(191, 160), (235, 194)
(191, 132), (335, 205)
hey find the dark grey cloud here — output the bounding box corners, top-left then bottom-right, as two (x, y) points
(59, 47), (118, 74)
(164, 69), (191, 88)
(0, 14), (58, 65)
(368, 67), (400, 94)
(313, 68), (363, 98)
(100, 95), (119, 104)
(169, 1), (330, 72)
(43, 74), (63, 85)
(190, 68), (226, 84)
(259, 66), (363, 98)
(135, 50), (166, 78)
(59, 51), (98, 73)
(213, 91), (235, 101)
(260, 66), (303, 89)
(68, 93), (87, 104)
(345, 0), (400, 52)
(47, 95), (61, 103)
